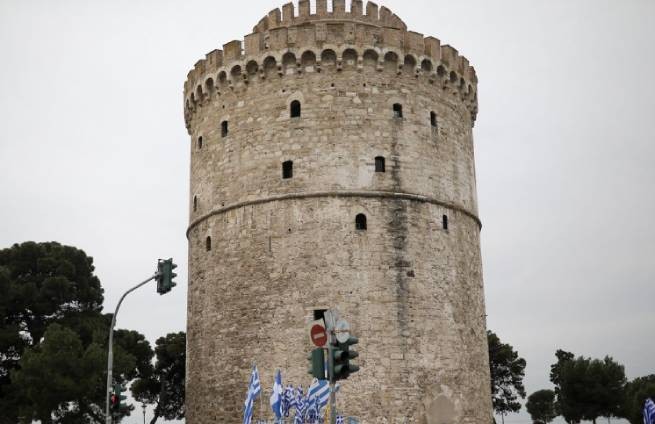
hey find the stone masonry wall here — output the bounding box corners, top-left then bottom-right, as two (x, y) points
(184, 2), (491, 423)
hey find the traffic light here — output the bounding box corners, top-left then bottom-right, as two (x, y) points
(331, 336), (359, 381)
(156, 258), (177, 294)
(110, 383), (127, 415)
(308, 347), (326, 379)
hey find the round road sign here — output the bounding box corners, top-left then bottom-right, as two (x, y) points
(310, 324), (328, 347)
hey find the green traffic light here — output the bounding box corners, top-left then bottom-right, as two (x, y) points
(308, 348), (325, 379)
(331, 335), (360, 381)
(156, 258), (177, 295)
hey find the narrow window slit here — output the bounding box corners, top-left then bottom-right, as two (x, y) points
(205, 236), (212, 251)
(393, 103), (403, 119)
(221, 121), (228, 137)
(442, 215), (449, 231)
(430, 111), (438, 128)
(375, 156), (385, 173)
(290, 100), (301, 118)
(355, 214), (367, 230)
(197, 136), (203, 149)
(282, 160), (293, 179)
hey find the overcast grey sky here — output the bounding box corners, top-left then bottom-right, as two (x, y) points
(1, 1), (653, 423)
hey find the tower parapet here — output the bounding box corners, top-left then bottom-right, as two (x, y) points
(183, 0), (478, 131)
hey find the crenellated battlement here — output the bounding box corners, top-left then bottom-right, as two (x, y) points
(251, 0), (407, 34)
(182, 0), (478, 130)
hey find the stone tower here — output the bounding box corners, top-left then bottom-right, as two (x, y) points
(183, 1), (491, 422)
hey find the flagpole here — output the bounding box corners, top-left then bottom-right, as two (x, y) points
(259, 386), (264, 423)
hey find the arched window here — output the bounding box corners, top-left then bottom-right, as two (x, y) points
(221, 120), (228, 137)
(197, 136), (203, 149)
(290, 100), (301, 118)
(393, 103), (403, 119)
(193, 195), (198, 212)
(282, 160), (293, 179)
(355, 214), (367, 230)
(205, 236), (212, 251)
(430, 111), (438, 128)
(442, 215), (449, 231)
(375, 156), (385, 173)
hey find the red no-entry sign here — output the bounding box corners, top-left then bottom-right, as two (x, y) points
(310, 324), (328, 347)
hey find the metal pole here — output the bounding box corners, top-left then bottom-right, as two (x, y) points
(328, 341), (336, 424)
(105, 274), (158, 424)
(142, 403), (146, 424)
(323, 309), (339, 424)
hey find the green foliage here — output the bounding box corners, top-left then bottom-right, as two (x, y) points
(0, 241), (153, 423)
(550, 350), (626, 423)
(132, 332), (186, 423)
(487, 330), (527, 416)
(526, 389), (557, 424)
(620, 375), (655, 424)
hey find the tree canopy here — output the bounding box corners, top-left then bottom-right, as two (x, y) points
(0, 241), (154, 423)
(526, 389), (557, 424)
(620, 375), (655, 424)
(550, 350), (626, 424)
(487, 330), (527, 417)
(132, 332), (186, 424)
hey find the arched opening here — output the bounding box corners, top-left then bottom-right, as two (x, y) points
(301, 50), (317, 68)
(205, 78), (214, 94)
(195, 85), (203, 101)
(421, 59), (433, 73)
(384, 51), (398, 72)
(403, 55), (416, 74)
(263, 56), (277, 78)
(355, 214), (367, 231)
(205, 236), (212, 251)
(282, 52), (297, 73)
(193, 195), (198, 212)
(230, 65), (242, 79)
(221, 120), (228, 137)
(290, 100), (301, 118)
(282, 160), (293, 179)
(245, 60), (258, 76)
(321, 49), (337, 68)
(342, 49), (357, 69)
(363, 49), (378, 68)
(430, 111), (438, 128)
(442, 215), (449, 231)
(375, 156), (385, 173)
(393, 103), (403, 119)
(197, 136), (203, 149)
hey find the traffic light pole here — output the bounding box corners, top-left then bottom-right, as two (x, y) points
(105, 273), (159, 424)
(325, 314), (337, 424)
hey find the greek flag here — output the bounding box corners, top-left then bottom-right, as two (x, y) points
(270, 369), (283, 419)
(294, 385), (305, 424)
(283, 384), (296, 416)
(308, 379), (330, 412)
(645, 398), (655, 424)
(242, 365), (261, 424)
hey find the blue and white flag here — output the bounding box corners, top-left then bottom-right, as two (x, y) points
(270, 369), (283, 419)
(283, 384), (295, 416)
(243, 365), (261, 424)
(295, 385), (305, 424)
(308, 379), (330, 412)
(645, 398), (655, 424)
(306, 391), (319, 423)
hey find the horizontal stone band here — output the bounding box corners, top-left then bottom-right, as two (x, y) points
(186, 190), (481, 237)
